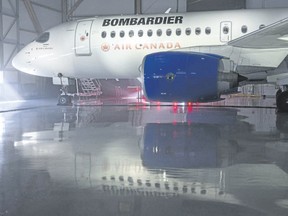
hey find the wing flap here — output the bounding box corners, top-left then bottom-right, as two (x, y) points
(229, 17), (288, 49)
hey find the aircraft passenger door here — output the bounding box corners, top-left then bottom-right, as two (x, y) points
(220, 21), (232, 43)
(75, 20), (93, 56)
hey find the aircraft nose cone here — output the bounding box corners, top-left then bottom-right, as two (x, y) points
(12, 49), (32, 74)
(12, 50), (25, 71)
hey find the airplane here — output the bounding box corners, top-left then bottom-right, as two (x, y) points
(12, 8), (288, 112)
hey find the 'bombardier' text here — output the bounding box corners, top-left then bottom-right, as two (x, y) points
(102, 16), (183, 27)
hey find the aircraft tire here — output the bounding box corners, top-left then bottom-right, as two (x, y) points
(276, 89), (282, 99)
(58, 95), (72, 106)
(276, 91), (288, 112)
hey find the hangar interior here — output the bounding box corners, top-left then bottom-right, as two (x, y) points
(1, 0), (288, 101)
(1, 1), (288, 216)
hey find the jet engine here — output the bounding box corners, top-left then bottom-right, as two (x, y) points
(142, 52), (241, 102)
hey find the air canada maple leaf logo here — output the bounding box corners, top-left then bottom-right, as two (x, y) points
(101, 43), (110, 52)
(80, 35), (86, 41)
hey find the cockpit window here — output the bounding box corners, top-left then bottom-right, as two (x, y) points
(35, 32), (50, 43)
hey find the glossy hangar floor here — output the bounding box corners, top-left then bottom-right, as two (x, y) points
(0, 97), (288, 216)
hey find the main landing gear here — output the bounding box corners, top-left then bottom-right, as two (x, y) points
(276, 87), (288, 112)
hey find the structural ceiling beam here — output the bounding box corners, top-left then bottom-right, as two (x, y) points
(31, 1), (62, 13)
(0, 0), (4, 71)
(135, 0), (142, 14)
(66, 0), (84, 19)
(62, 0), (68, 22)
(22, 0), (42, 34)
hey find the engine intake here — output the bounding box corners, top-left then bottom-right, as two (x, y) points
(142, 52), (239, 102)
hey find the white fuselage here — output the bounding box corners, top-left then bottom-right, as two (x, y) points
(12, 8), (288, 79)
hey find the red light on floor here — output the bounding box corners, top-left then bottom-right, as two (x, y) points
(172, 102), (178, 113)
(187, 102), (193, 113)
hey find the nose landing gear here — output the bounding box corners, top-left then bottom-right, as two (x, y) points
(57, 73), (73, 106)
(58, 87), (73, 106)
(276, 87), (288, 113)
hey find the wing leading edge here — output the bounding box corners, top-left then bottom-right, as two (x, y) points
(229, 17), (288, 49)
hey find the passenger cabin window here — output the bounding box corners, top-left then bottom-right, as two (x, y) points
(129, 30), (134, 37)
(195, 27), (201, 35)
(176, 28), (181, 36)
(111, 31), (116, 38)
(120, 31), (125, 38)
(259, 24), (265, 29)
(147, 29), (153, 37)
(185, 28), (191, 36)
(101, 31), (107, 38)
(157, 29), (162, 37)
(241, 25), (248, 33)
(166, 29), (172, 36)
(223, 26), (229, 34)
(205, 27), (211, 35)
(35, 32), (50, 43)
(138, 30), (143, 37)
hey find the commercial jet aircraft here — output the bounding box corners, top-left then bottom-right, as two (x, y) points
(12, 8), (288, 111)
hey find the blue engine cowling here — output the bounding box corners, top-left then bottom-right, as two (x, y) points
(142, 52), (238, 102)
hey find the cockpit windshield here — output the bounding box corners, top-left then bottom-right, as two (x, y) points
(35, 32), (50, 43)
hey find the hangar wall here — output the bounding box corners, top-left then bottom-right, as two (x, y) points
(0, 0), (63, 100)
(141, 0), (186, 14)
(247, 0), (288, 8)
(72, 0), (186, 18)
(187, 0), (288, 11)
(187, 0), (245, 11)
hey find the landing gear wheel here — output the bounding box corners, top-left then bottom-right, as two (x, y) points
(58, 95), (72, 106)
(276, 91), (288, 112)
(276, 89), (282, 99)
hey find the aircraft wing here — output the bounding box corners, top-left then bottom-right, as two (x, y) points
(229, 17), (288, 49)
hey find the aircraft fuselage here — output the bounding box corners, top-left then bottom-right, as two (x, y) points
(12, 8), (288, 79)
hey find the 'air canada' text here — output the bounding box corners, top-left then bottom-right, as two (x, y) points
(102, 16), (184, 27)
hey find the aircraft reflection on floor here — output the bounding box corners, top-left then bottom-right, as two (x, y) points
(141, 123), (219, 168)
(2, 106), (288, 215)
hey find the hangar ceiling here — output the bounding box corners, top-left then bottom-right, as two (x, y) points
(247, 0), (288, 8)
(187, 0), (288, 11)
(70, 0), (187, 18)
(187, 0), (246, 11)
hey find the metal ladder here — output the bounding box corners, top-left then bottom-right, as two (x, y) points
(76, 78), (102, 99)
